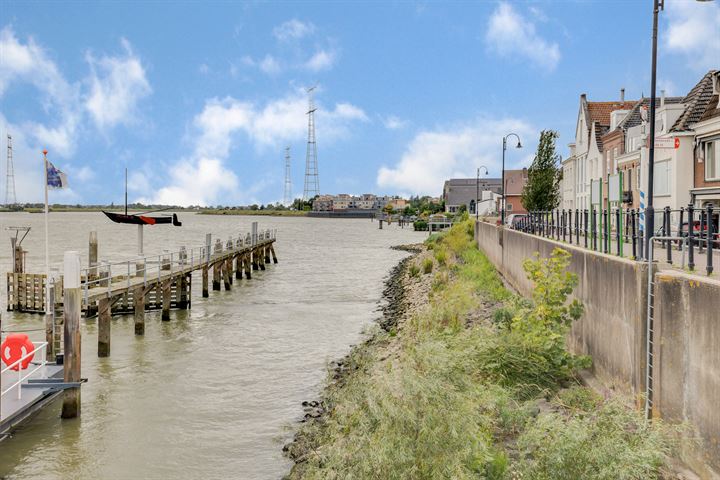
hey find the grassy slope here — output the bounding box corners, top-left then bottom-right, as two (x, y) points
(289, 218), (677, 480)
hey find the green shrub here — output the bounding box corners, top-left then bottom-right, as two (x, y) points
(422, 257), (433, 274)
(434, 248), (447, 265)
(515, 398), (677, 480)
(409, 263), (420, 277)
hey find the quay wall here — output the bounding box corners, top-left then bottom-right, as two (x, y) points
(475, 220), (720, 476)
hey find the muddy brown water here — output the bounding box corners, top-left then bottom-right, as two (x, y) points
(0, 212), (424, 479)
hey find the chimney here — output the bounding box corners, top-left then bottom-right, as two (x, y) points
(661, 90), (666, 107)
(580, 93), (587, 102)
(620, 88), (625, 102)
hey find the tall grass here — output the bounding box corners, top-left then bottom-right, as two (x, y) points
(291, 218), (675, 479)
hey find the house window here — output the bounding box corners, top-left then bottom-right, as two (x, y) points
(704, 139), (720, 181)
(506, 203), (513, 211)
(654, 160), (671, 196)
(627, 169), (632, 191)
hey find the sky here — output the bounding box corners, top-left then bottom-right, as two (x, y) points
(0, 0), (718, 207)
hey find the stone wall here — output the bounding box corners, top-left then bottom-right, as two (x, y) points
(475, 220), (720, 476)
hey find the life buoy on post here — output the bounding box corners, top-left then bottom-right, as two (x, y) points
(1, 333), (36, 371)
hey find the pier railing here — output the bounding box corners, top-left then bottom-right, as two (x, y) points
(80, 229), (276, 304)
(0, 341), (48, 417)
(512, 206), (717, 275)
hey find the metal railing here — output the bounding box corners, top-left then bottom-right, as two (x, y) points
(80, 228), (277, 304)
(0, 341), (49, 416)
(511, 205), (717, 275)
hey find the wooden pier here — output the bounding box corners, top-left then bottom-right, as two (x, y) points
(1, 224), (279, 434)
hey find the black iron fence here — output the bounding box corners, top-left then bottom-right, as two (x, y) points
(510, 204), (717, 275)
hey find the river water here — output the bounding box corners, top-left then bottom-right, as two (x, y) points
(0, 212), (424, 479)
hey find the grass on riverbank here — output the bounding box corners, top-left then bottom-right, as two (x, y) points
(289, 217), (677, 479)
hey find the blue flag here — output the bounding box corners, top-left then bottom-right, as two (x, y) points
(47, 161), (68, 189)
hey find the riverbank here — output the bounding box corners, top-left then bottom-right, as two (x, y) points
(284, 218), (682, 479)
(198, 209), (308, 216)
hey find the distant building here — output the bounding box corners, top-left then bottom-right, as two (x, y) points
(388, 198), (407, 211)
(443, 178), (501, 213)
(356, 194), (377, 209)
(312, 195), (334, 211)
(332, 194), (353, 209)
(499, 169), (529, 214)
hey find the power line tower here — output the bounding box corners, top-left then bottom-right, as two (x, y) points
(283, 146), (292, 206)
(5, 134), (16, 206)
(303, 86), (320, 200)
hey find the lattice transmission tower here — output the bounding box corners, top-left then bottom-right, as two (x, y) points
(5, 134), (16, 206)
(283, 146), (292, 206)
(303, 86), (320, 200)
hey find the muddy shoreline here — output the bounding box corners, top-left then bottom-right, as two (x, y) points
(281, 244), (421, 477)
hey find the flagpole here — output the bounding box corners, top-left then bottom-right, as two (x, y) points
(43, 149), (50, 315)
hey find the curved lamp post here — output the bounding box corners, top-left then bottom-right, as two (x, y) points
(476, 165), (489, 220)
(502, 133), (522, 224)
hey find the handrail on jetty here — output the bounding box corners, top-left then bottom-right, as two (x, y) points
(81, 228), (277, 305)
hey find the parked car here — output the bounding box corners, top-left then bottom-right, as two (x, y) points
(677, 219), (720, 248)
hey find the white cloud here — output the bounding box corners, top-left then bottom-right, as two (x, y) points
(273, 19), (315, 41)
(304, 49), (336, 72)
(259, 54), (282, 75)
(85, 38), (152, 129)
(0, 27), (81, 157)
(377, 117), (534, 196)
(140, 89), (367, 206)
(665, 1), (720, 70)
(199, 63), (209, 75)
(382, 115), (407, 130)
(485, 2), (560, 71)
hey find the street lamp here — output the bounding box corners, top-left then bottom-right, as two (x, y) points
(502, 133), (522, 225)
(476, 165), (489, 220)
(644, 0), (713, 258)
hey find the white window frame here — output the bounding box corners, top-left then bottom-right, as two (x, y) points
(703, 138), (720, 181)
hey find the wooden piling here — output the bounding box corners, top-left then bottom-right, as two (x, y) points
(62, 251), (81, 419)
(252, 250), (259, 271)
(162, 281), (171, 321)
(227, 258), (233, 285)
(134, 286), (145, 335)
(235, 255), (242, 280)
(258, 248), (266, 271)
(264, 246), (271, 264)
(98, 297), (111, 357)
(202, 266), (209, 297)
(270, 245), (278, 263)
(213, 262), (221, 290)
(223, 262), (231, 290)
(243, 254), (252, 279)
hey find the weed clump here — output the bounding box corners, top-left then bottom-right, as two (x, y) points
(422, 257), (433, 274)
(409, 263), (420, 277)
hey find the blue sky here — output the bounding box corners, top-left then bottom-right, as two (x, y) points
(1, 0), (718, 206)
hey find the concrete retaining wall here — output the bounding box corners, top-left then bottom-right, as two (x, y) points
(655, 271), (720, 473)
(475, 221), (720, 475)
(475, 221), (648, 393)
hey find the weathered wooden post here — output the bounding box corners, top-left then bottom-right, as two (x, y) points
(259, 246), (266, 271)
(134, 286), (145, 335)
(243, 254), (252, 279)
(202, 266), (209, 297)
(89, 231), (98, 280)
(222, 265), (231, 290)
(379, 219), (383, 229)
(270, 244), (278, 264)
(98, 296), (111, 357)
(264, 243), (271, 264)
(161, 281), (171, 321)
(213, 239), (222, 290)
(62, 251), (81, 419)
(235, 255), (242, 280)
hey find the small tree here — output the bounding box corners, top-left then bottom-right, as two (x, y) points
(521, 130), (562, 212)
